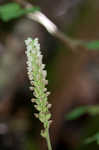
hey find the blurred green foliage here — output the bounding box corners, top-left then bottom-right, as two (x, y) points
(0, 3), (39, 21)
(66, 106), (99, 146)
(66, 105), (99, 120)
(83, 41), (99, 50)
(85, 132), (99, 145)
(66, 106), (87, 120)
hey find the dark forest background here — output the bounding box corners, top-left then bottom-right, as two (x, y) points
(1, 0), (99, 150)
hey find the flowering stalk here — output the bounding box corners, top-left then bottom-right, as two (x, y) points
(25, 38), (52, 150)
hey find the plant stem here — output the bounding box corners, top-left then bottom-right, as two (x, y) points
(46, 129), (52, 150)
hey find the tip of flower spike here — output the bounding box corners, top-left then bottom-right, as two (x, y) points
(25, 37), (32, 46)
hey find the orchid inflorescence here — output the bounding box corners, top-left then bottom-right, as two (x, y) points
(25, 38), (52, 140)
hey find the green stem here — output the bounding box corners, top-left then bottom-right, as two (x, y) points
(46, 129), (52, 150)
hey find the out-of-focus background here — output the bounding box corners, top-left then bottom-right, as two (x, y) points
(1, 0), (99, 150)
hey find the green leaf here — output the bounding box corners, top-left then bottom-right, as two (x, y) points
(66, 105), (99, 120)
(87, 106), (99, 115)
(0, 3), (39, 21)
(83, 41), (99, 50)
(66, 106), (87, 120)
(84, 133), (99, 144)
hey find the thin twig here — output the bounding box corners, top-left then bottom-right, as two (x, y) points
(27, 11), (77, 50)
(24, 3), (82, 51)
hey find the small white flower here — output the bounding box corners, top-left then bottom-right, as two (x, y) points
(28, 45), (32, 51)
(25, 38), (32, 45)
(42, 70), (47, 78)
